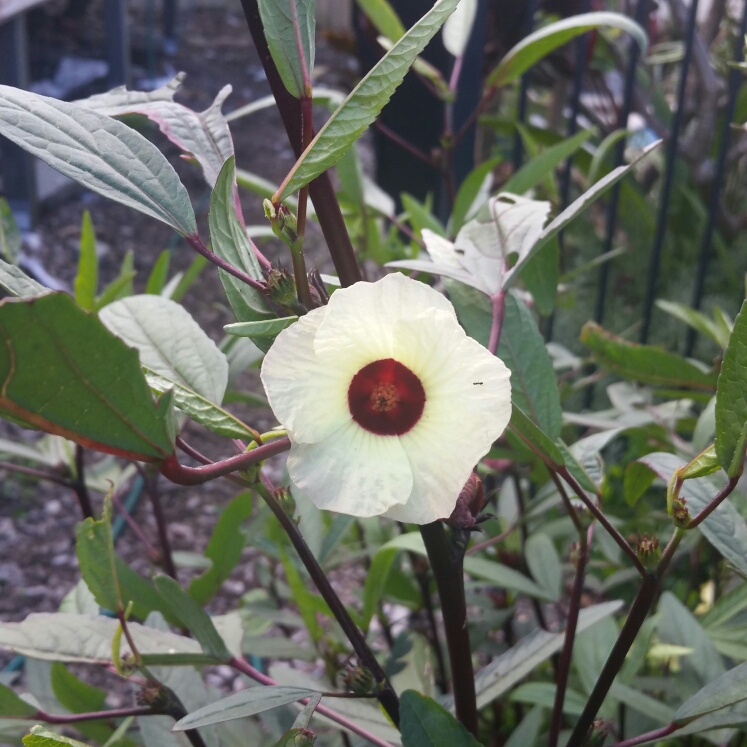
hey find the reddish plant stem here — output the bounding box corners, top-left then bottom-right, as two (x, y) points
(254, 481), (400, 725)
(160, 438), (291, 485)
(0, 460), (72, 488)
(30, 706), (158, 724)
(110, 487), (159, 560)
(420, 521), (477, 737)
(185, 234), (266, 292)
(465, 524), (516, 555)
(611, 723), (679, 747)
(238, 0), (362, 286)
(487, 291), (506, 355)
(453, 86), (497, 147)
(229, 657), (396, 747)
(688, 475), (741, 528)
(73, 444), (94, 519)
(557, 467), (646, 577)
(291, 94), (314, 310)
(373, 120), (439, 169)
(548, 524), (592, 747)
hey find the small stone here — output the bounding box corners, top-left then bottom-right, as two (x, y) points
(45, 500), (62, 515)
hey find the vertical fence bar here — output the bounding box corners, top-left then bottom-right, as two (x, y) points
(685, 0), (747, 356)
(512, 0), (538, 170)
(593, 0), (648, 326)
(640, 0), (700, 343)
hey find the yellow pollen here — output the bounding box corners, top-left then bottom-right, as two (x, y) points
(370, 382), (399, 413)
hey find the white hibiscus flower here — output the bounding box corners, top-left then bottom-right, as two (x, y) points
(260, 273), (511, 524)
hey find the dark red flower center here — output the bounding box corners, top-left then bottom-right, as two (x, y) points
(348, 358), (426, 436)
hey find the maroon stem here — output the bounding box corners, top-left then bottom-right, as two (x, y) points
(373, 120), (439, 169)
(185, 234), (266, 292)
(454, 86), (497, 147)
(238, 0), (362, 287)
(548, 524), (592, 747)
(487, 291), (506, 355)
(611, 723), (678, 747)
(558, 467), (646, 577)
(73, 444), (94, 519)
(160, 438), (291, 486)
(0, 460), (72, 488)
(110, 487), (159, 560)
(31, 706), (158, 724)
(144, 470), (177, 579)
(229, 658), (395, 747)
(688, 475), (741, 528)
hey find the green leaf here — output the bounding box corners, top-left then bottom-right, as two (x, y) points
(509, 682), (586, 716)
(257, 0), (315, 99)
(152, 575), (232, 661)
(145, 250), (170, 295)
(519, 237), (558, 316)
(656, 299), (730, 348)
(502, 129), (593, 196)
(0, 613), (204, 664)
(716, 300), (747, 476)
(75, 498), (120, 613)
(78, 73), (234, 189)
(503, 706), (542, 747)
(0, 684), (36, 718)
(355, 0), (406, 41)
(675, 660), (747, 724)
(449, 156), (500, 236)
(0, 293), (174, 461)
(224, 316), (298, 339)
(486, 12), (647, 87)
(508, 405), (565, 468)
(448, 285), (561, 439)
(209, 158), (273, 332)
(701, 583), (747, 628)
(0, 86), (196, 236)
(94, 251), (136, 311)
(402, 193), (446, 238)
(581, 321), (717, 391)
(173, 687), (319, 731)
(608, 682), (675, 724)
(74, 211), (98, 311)
(0, 198), (21, 264)
(292, 692), (322, 730)
(280, 550), (324, 643)
(639, 452), (747, 575)
(586, 128), (629, 187)
(23, 726), (92, 747)
(0, 257), (48, 298)
(463, 556), (555, 601)
(442, 0), (477, 57)
(279, 0), (459, 199)
(624, 461), (656, 506)
(471, 601), (622, 708)
(100, 295), (228, 405)
(170, 255), (208, 303)
(681, 444), (721, 479)
(362, 547), (398, 631)
(189, 492), (253, 606)
(524, 533), (561, 600)
(400, 690), (481, 747)
(49, 663), (108, 738)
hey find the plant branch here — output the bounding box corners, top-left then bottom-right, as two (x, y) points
(160, 438), (291, 486)
(229, 657), (396, 747)
(611, 723), (679, 747)
(254, 481), (400, 726)
(688, 475), (741, 528)
(465, 524), (517, 555)
(110, 486), (159, 561)
(419, 521), (477, 737)
(487, 291), (506, 355)
(549, 524), (592, 747)
(0, 460), (72, 488)
(143, 469), (177, 578)
(238, 0), (362, 286)
(557, 467), (646, 576)
(373, 120), (439, 169)
(30, 706), (159, 724)
(185, 234), (267, 292)
(73, 445), (94, 519)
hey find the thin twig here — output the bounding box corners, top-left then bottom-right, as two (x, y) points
(0, 460), (72, 488)
(465, 525), (517, 555)
(611, 722), (678, 747)
(29, 706), (158, 724)
(185, 234), (266, 292)
(229, 657), (396, 747)
(143, 469), (177, 578)
(373, 120), (439, 169)
(110, 487), (159, 560)
(688, 475), (741, 528)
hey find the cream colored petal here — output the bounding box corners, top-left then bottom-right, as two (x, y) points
(388, 313), (511, 524)
(287, 421), (413, 517)
(260, 306), (352, 444)
(313, 273), (457, 370)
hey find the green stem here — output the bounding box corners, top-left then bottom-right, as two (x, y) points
(420, 521), (478, 737)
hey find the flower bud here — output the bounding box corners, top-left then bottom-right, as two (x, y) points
(275, 486), (296, 518)
(274, 728), (316, 746)
(448, 473), (483, 528)
(582, 720), (612, 747)
(672, 496), (691, 528)
(569, 540), (582, 569)
(267, 268), (298, 308)
(264, 199), (298, 245)
(341, 665), (376, 695)
(137, 682), (169, 709)
(636, 533), (661, 569)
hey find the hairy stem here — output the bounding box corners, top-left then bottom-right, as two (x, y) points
(160, 438), (291, 485)
(419, 521), (477, 737)
(487, 291), (506, 355)
(238, 0), (362, 286)
(254, 482), (400, 726)
(229, 657), (396, 747)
